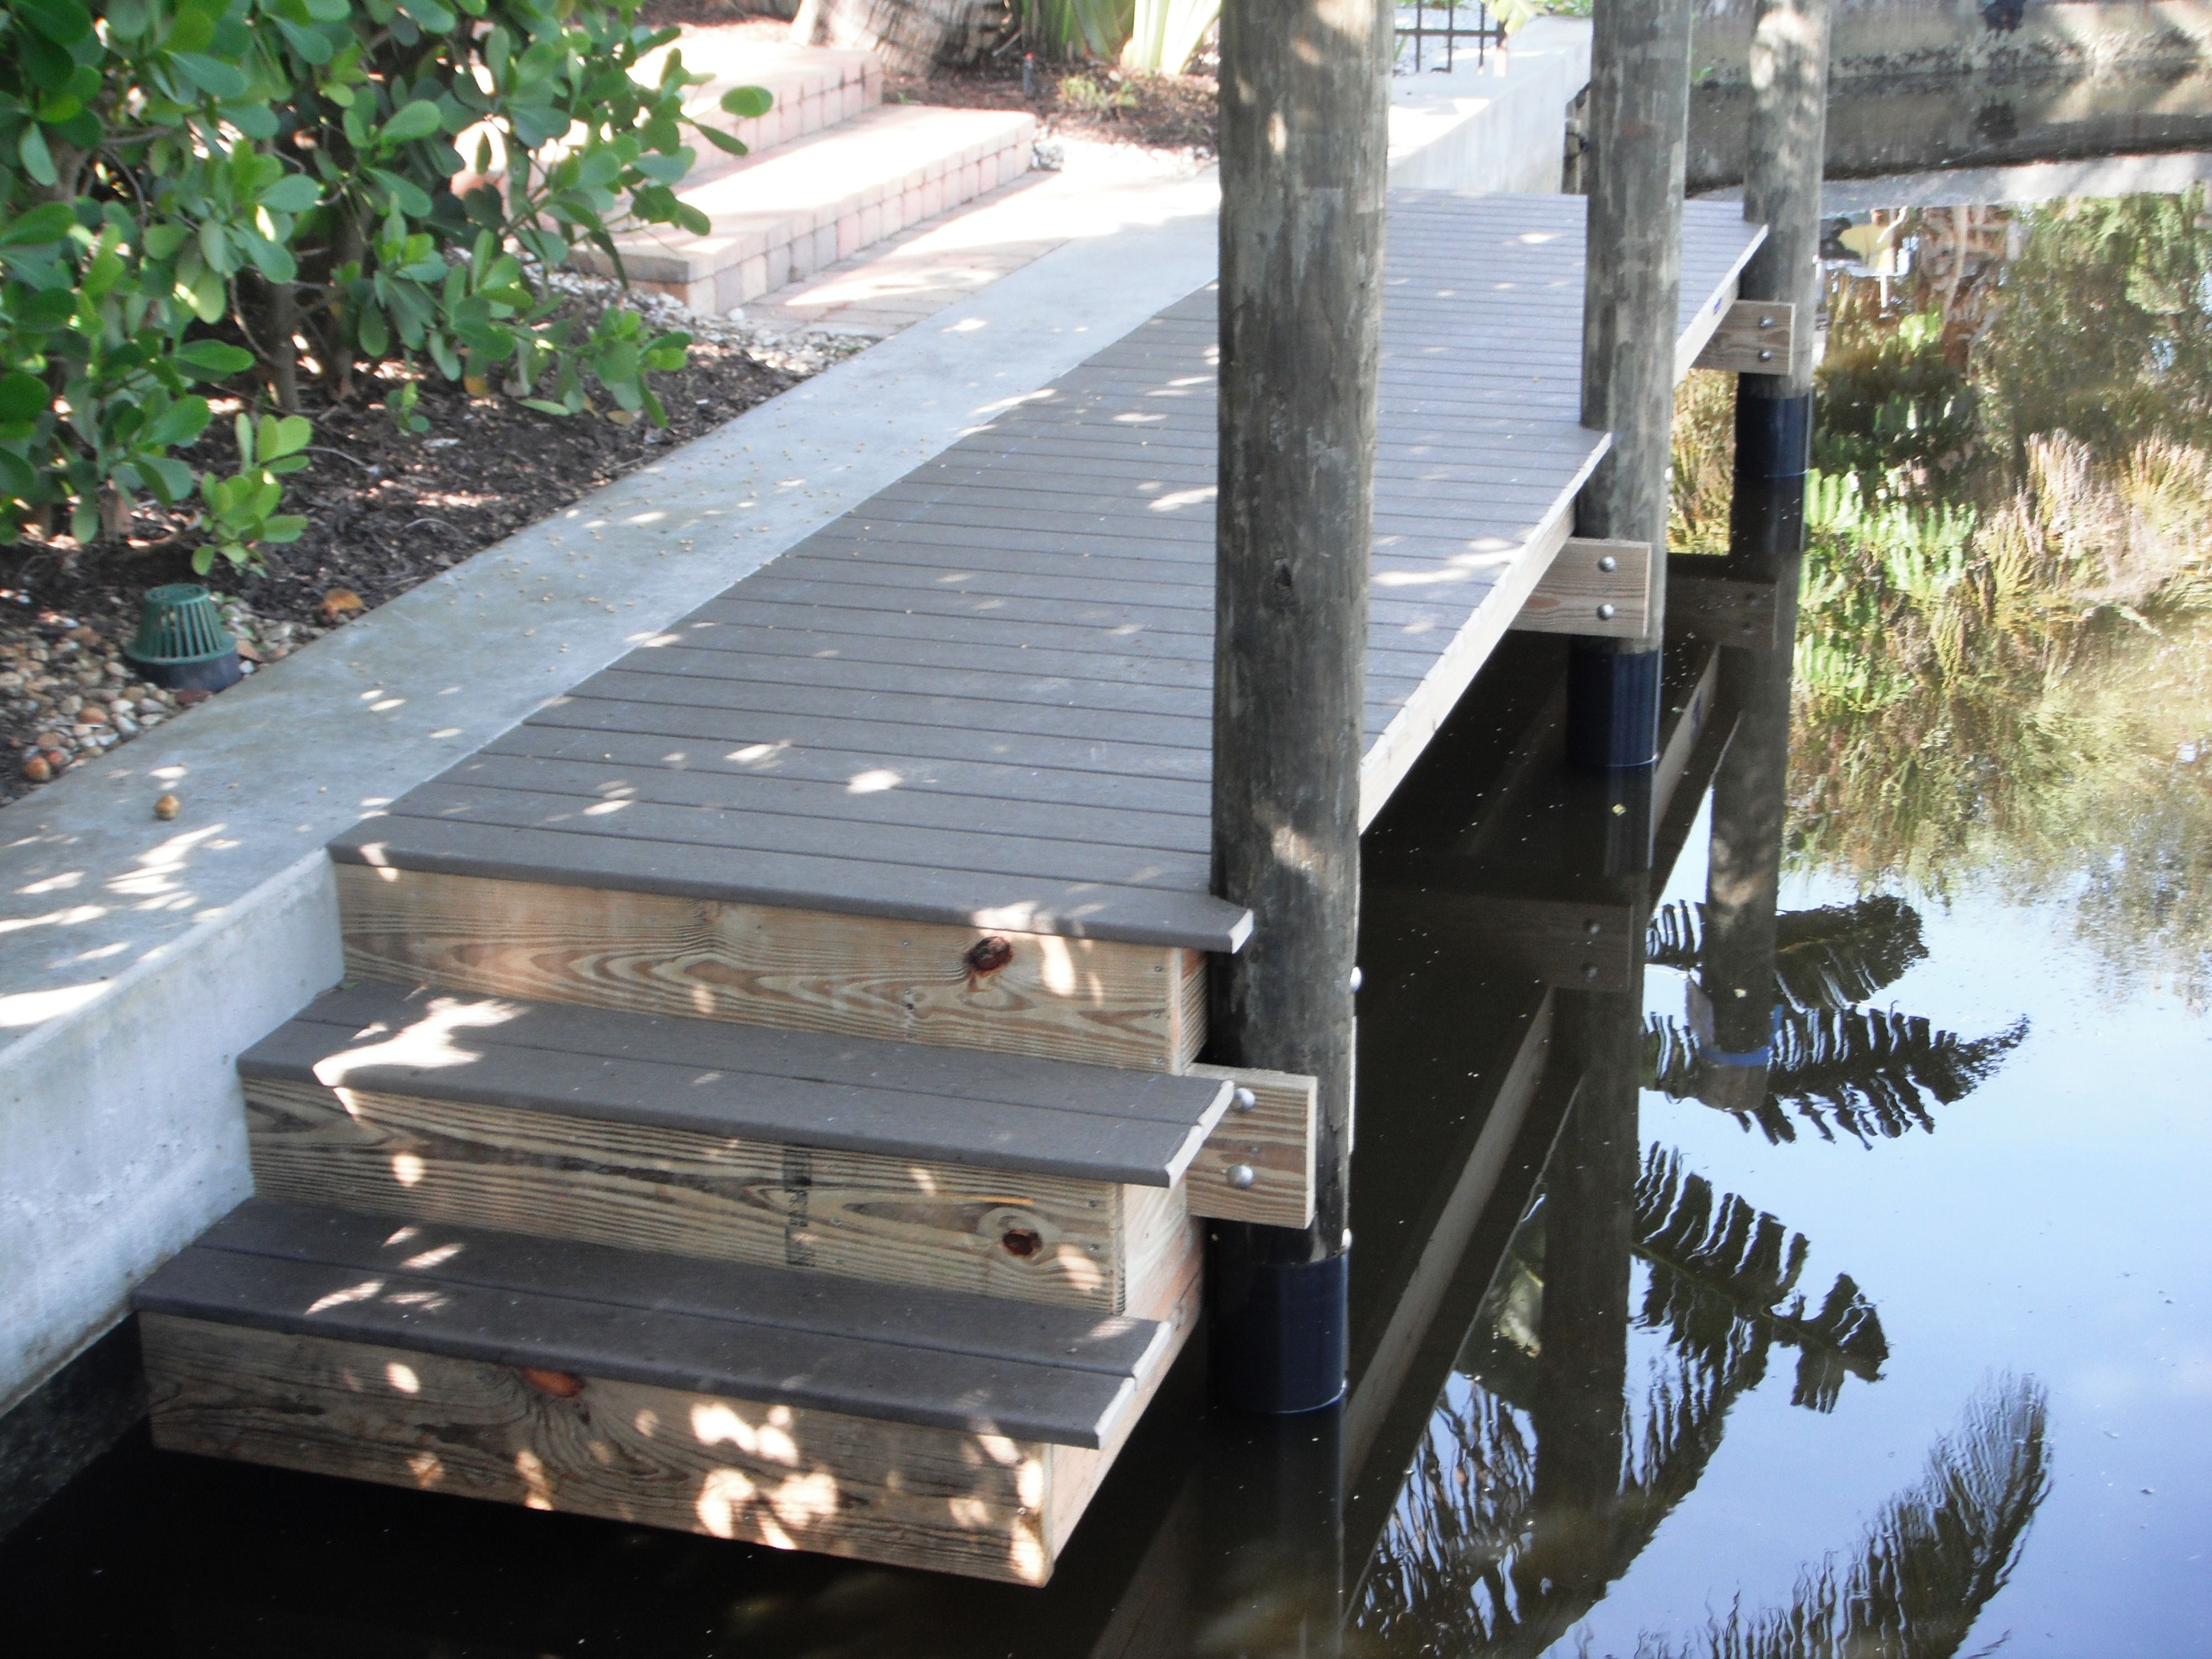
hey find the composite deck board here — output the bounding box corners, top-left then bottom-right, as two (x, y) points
(137, 1199), (1157, 1446)
(332, 194), (1763, 949)
(246, 982), (1228, 1182)
(482, 728), (1215, 820)
(339, 815), (1253, 950)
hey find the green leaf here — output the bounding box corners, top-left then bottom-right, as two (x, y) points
(140, 454), (195, 501)
(696, 126), (749, 157)
(379, 98), (444, 144)
(0, 373), (50, 423)
(718, 85), (773, 120)
(258, 513), (309, 542)
(261, 414), (312, 458)
(301, 0), (352, 19)
(17, 126), (56, 189)
(15, 0), (95, 46)
(174, 340), (256, 377)
(145, 395), (213, 447)
(259, 173), (322, 213)
(143, 222), (190, 260)
(1, 202), (77, 246)
(162, 4), (217, 51)
(356, 305), (389, 357)
(397, 0), (455, 33)
(275, 16), (334, 62)
(173, 51), (250, 99)
(520, 398), (570, 416)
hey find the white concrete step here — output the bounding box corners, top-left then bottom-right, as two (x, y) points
(587, 104), (1038, 315)
(638, 33), (879, 169)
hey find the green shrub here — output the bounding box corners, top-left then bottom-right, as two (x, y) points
(0, 0), (768, 571)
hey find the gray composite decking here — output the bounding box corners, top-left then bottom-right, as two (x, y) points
(246, 982), (1234, 1185)
(330, 193), (1765, 954)
(135, 1198), (1164, 1446)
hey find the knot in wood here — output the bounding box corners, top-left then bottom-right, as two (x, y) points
(999, 1226), (1043, 1259)
(520, 1367), (585, 1398)
(963, 935), (1015, 984)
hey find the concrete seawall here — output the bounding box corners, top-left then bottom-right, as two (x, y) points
(1694, 0), (2212, 85)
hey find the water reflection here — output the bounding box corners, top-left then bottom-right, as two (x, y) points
(1676, 188), (2212, 1005)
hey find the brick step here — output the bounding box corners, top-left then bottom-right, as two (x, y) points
(639, 33), (879, 170)
(136, 1197), (1188, 1584)
(581, 103), (1037, 314)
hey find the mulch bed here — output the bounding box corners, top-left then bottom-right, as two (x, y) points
(884, 59), (1218, 158)
(0, 286), (850, 808)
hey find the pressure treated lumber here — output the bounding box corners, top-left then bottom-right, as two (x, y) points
(254, 982), (1228, 1179)
(137, 1200), (1199, 1583)
(1691, 299), (1797, 375)
(1738, 0), (1830, 397)
(336, 866), (1209, 1074)
(1510, 538), (1651, 638)
(1667, 558), (1782, 648)
(1578, 0), (1695, 665)
(1183, 1065), (1319, 1230)
(1210, 0), (1391, 1291)
(243, 989), (1218, 1312)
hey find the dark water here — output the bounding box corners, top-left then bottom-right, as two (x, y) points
(4, 182), (2210, 1656)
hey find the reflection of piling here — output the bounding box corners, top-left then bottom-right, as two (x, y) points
(1526, 983), (1642, 1591)
(1569, 0), (1695, 769)
(1705, 0), (1828, 1100)
(1208, 0), (1390, 1414)
(1700, 550), (1803, 1103)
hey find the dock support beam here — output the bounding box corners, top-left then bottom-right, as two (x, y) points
(1569, 0), (1695, 771)
(1208, 0), (1389, 1414)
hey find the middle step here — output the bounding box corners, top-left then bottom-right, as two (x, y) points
(242, 982), (1230, 1315)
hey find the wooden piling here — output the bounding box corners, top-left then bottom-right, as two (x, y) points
(1570, 0), (1695, 769)
(1733, 0), (1830, 487)
(1208, 0), (1391, 1412)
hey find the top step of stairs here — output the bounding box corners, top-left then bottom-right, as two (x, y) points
(585, 102), (1037, 314)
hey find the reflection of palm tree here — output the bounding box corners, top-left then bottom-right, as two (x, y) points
(1646, 1006), (2029, 1146)
(1356, 1154), (1891, 1651)
(1647, 895), (1927, 1011)
(1636, 1375), (2052, 1659)
(1634, 1150), (1887, 1412)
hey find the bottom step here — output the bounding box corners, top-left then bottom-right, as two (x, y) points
(135, 1199), (1197, 1584)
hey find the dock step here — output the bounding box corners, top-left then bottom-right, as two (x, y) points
(137, 1198), (1187, 1583)
(578, 103), (1037, 315)
(239, 982), (1222, 1312)
(328, 860), (1229, 1073)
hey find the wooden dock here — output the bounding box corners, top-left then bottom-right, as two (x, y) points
(134, 191), (1764, 1586)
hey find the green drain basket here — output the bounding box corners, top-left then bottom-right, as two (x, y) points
(123, 584), (243, 692)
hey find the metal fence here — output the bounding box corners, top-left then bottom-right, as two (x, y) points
(1395, 1), (1507, 74)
